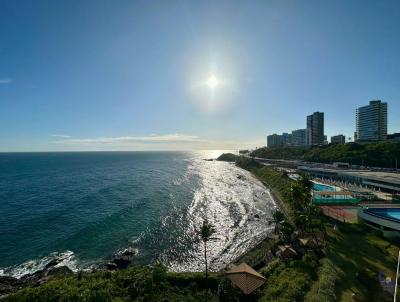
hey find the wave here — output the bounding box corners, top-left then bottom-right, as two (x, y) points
(158, 159), (277, 272)
(0, 153), (277, 278)
(0, 250), (77, 279)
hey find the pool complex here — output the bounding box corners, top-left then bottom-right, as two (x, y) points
(364, 208), (400, 222)
(313, 183), (336, 192)
(359, 207), (400, 235)
(312, 182), (359, 204)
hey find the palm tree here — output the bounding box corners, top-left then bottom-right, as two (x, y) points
(272, 210), (285, 235)
(200, 219), (216, 280)
(200, 219), (216, 302)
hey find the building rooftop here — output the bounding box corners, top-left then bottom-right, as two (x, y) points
(298, 165), (400, 185)
(343, 171), (400, 185)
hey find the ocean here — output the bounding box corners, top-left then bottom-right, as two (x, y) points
(0, 151), (276, 278)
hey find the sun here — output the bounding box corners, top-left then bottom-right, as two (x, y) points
(206, 74), (219, 89)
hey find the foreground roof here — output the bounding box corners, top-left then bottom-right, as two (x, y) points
(226, 263), (266, 294)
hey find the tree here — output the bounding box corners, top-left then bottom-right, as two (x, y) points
(200, 219), (216, 301)
(279, 221), (294, 243)
(299, 203), (324, 245)
(272, 210), (285, 235)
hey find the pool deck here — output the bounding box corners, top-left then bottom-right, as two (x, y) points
(359, 207), (400, 234)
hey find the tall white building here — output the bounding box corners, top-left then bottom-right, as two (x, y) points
(356, 100), (387, 141)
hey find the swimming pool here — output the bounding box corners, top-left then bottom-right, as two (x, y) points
(359, 207), (400, 235)
(364, 208), (400, 222)
(312, 182), (359, 203)
(313, 183), (336, 192)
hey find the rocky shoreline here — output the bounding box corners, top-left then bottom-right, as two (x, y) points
(0, 248), (138, 298)
(2, 155), (274, 298)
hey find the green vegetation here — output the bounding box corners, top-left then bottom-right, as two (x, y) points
(324, 224), (398, 301)
(219, 154), (400, 302)
(250, 141), (400, 168)
(305, 258), (343, 302)
(233, 155), (294, 218)
(215, 153), (237, 162)
(4, 266), (220, 302)
(234, 239), (275, 268)
(251, 146), (309, 160)
(5, 154), (400, 301)
(259, 256), (316, 302)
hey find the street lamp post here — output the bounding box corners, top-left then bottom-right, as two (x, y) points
(394, 249), (400, 302)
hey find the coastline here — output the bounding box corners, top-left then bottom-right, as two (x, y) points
(4, 155), (400, 301)
(0, 155), (277, 296)
(219, 158), (288, 268)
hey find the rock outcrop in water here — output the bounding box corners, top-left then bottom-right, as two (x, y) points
(101, 248), (138, 271)
(0, 265), (73, 297)
(0, 246), (140, 297)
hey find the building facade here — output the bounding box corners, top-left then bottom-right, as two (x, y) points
(267, 134), (281, 147)
(331, 134), (346, 145)
(356, 100), (387, 141)
(281, 133), (292, 146)
(267, 133), (292, 147)
(291, 129), (308, 146)
(307, 112), (324, 146)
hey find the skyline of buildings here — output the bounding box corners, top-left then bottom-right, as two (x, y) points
(267, 100), (393, 148)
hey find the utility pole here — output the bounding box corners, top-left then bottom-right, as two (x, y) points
(394, 249), (400, 302)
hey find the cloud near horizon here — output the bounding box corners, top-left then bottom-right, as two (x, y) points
(51, 134), (72, 138)
(0, 78), (13, 84)
(52, 133), (263, 151)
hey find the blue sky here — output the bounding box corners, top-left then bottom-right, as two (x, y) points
(1, 0), (399, 151)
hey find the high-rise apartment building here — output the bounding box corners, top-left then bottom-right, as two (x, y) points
(291, 129), (308, 146)
(331, 134), (346, 145)
(307, 112), (324, 146)
(267, 133), (292, 147)
(356, 100), (387, 141)
(267, 134), (280, 147)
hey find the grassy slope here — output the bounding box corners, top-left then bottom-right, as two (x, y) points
(234, 156), (293, 219)
(250, 141), (400, 168)
(221, 154), (400, 302)
(6, 154), (400, 302)
(3, 268), (221, 302)
(325, 224), (398, 302)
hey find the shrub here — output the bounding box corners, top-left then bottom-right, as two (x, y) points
(218, 278), (242, 302)
(260, 259), (283, 278)
(260, 260), (313, 302)
(166, 272), (219, 289)
(4, 267), (221, 302)
(307, 258), (343, 302)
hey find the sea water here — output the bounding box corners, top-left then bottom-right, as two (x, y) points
(0, 151), (276, 277)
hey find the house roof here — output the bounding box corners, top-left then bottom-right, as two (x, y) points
(226, 263), (266, 294)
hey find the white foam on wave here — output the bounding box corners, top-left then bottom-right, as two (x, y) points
(0, 250), (78, 279)
(164, 158), (277, 272)
(116, 247), (139, 257)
